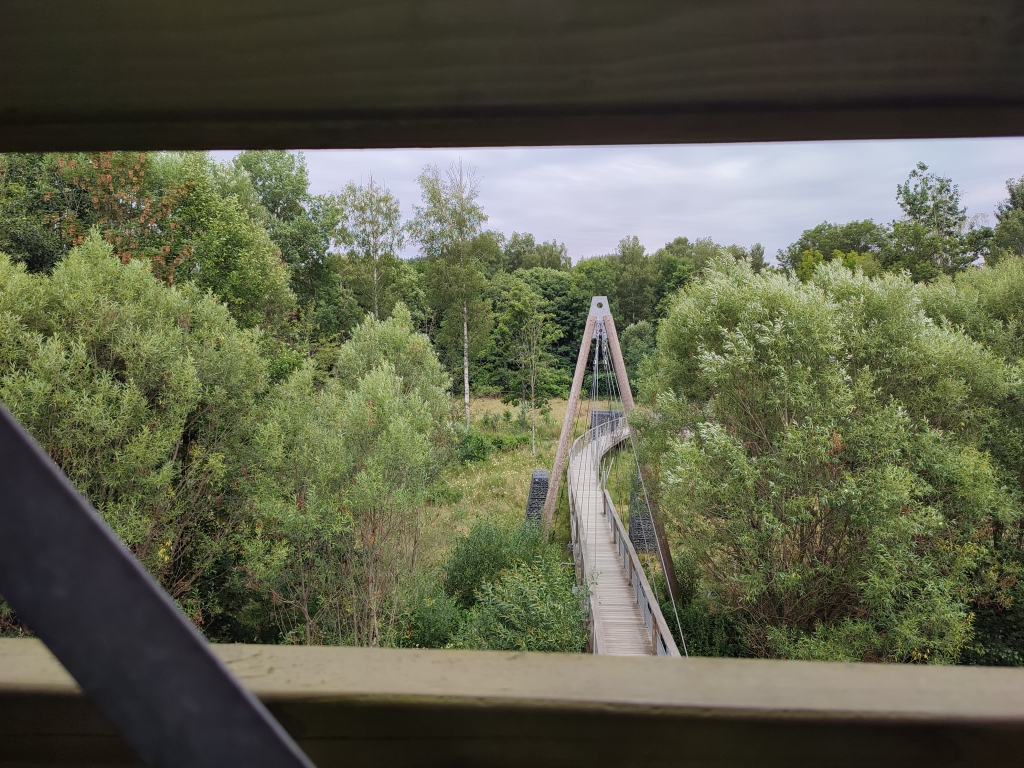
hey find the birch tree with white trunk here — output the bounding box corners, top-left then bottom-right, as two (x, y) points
(411, 161), (489, 428)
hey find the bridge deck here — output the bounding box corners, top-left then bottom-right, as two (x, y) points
(568, 430), (652, 656)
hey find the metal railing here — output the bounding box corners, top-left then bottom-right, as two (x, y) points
(603, 489), (680, 657)
(566, 420), (680, 657)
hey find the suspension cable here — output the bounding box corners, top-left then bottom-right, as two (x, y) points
(598, 330), (689, 657)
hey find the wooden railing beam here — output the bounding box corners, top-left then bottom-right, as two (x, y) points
(5, 638), (1024, 768)
(2, 1), (1023, 150)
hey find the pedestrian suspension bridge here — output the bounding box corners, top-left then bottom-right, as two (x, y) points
(538, 297), (685, 658)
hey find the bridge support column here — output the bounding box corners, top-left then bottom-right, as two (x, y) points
(541, 314), (596, 532)
(601, 313), (633, 414)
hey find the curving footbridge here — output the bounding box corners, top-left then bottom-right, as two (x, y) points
(543, 297), (682, 657)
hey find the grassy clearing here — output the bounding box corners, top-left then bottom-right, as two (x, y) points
(418, 397), (564, 570)
(419, 396), (631, 567)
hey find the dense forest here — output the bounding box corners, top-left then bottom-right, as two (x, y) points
(2, 149), (1024, 664)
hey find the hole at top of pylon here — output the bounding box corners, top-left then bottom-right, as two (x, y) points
(597, 302), (603, 308)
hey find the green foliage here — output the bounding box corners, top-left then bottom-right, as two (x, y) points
(649, 256), (1022, 663)
(620, 320), (656, 382)
(397, 579), (464, 648)
(991, 175), (1024, 265)
(229, 150), (357, 339)
(0, 152), (193, 275)
(0, 234), (267, 623)
(503, 231), (571, 273)
(397, 520), (585, 653)
(335, 176), (408, 320)
(489, 274), (563, 451)
(883, 163), (991, 280)
(185, 191), (296, 330)
(515, 267), (591, 374)
(795, 248), (882, 282)
(335, 303), (451, 426)
(456, 429), (494, 463)
(779, 220), (888, 270)
(412, 162), (491, 423)
(243, 315), (448, 646)
(443, 520), (541, 608)
(453, 554), (587, 653)
(615, 236), (658, 324)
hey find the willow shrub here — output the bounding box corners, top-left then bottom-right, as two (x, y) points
(648, 257), (1022, 663)
(453, 553), (587, 653)
(239, 309), (451, 646)
(0, 233), (267, 624)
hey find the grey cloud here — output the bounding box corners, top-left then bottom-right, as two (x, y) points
(217, 138), (1024, 262)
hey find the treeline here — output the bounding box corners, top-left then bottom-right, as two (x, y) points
(780, 162), (1024, 282)
(0, 151), (770, 433)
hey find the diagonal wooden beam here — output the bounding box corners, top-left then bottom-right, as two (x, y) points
(542, 314), (596, 532)
(601, 313), (634, 415)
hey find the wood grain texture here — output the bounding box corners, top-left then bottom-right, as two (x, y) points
(1, 1), (1023, 150)
(4, 639), (1024, 767)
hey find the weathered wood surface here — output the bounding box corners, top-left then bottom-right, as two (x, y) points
(2, 1), (1023, 150)
(569, 428), (653, 656)
(4, 638), (1024, 768)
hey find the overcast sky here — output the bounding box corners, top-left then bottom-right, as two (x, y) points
(216, 138), (1024, 263)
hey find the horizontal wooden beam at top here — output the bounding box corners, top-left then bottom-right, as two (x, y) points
(4, 639), (1024, 768)
(1, 1), (1023, 151)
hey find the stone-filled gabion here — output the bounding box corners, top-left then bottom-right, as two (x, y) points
(590, 410), (622, 430)
(628, 485), (657, 553)
(525, 469), (549, 523)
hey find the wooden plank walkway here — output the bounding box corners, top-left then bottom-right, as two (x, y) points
(568, 429), (652, 656)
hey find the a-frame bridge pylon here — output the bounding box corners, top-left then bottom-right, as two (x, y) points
(541, 296), (632, 529)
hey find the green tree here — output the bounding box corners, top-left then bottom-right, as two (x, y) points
(335, 304), (452, 428)
(572, 255), (618, 310)
(0, 152), (192, 276)
(336, 176), (407, 320)
(649, 256), (1020, 662)
(884, 162), (991, 280)
(779, 220), (888, 271)
(493, 277), (562, 453)
(232, 150), (357, 339)
(614, 235), (657, 324)
(504, 231), (571, 272)
(517, 267), (591, 374)
(411, 161), (490, 427)
(244, 310), (449, 646)
(0, 234), (268, 625)
(470, 230), (507, 277)
(620, 320), (657, 382)
(991, 175), (1024, 264)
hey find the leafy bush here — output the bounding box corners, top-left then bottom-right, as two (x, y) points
(649, 257), (1022, 663)
(241, 318), (448, 646)
(453, 555), (587, 653)
(490, 432), (530, 453)
(443, 520), (541, 608)
(397, 579), (464, 649)
(456, 428), (493, 463)
(0, 235), (267, 624)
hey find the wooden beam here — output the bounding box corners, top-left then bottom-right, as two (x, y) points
(542, 314), (596, 532)
(4, 638), (1024, 768)
(602, 314), (634, 415)
(1, 1), (1023, 151)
